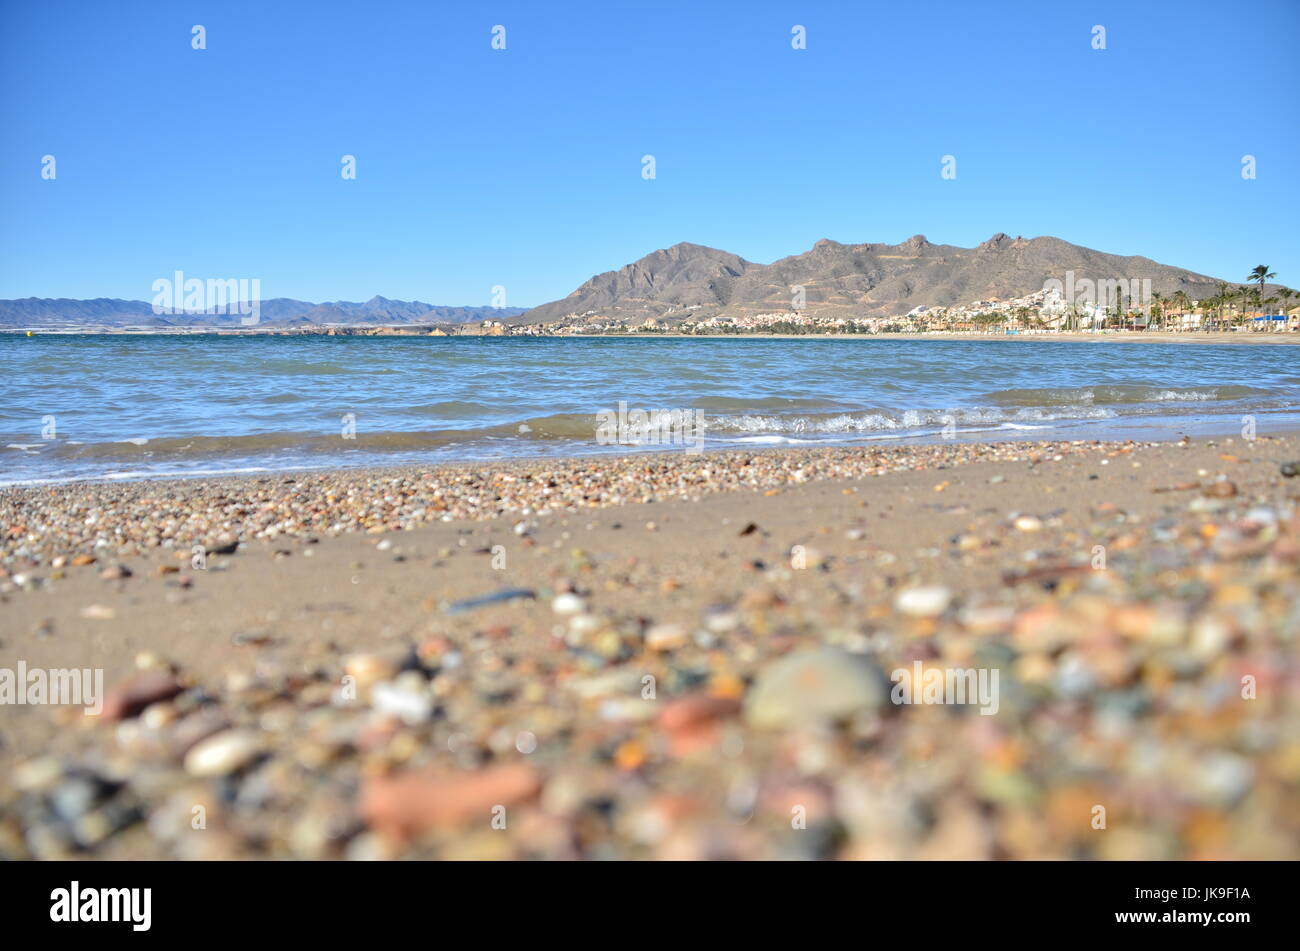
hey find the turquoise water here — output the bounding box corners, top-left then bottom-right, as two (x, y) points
(2, 335), (1298, 485)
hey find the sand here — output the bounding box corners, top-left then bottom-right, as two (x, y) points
(1, 435), (1298, 859)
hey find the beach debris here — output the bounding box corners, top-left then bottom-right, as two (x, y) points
(445, 587), (536, 614)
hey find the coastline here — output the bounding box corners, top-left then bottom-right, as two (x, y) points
(6, 329), (1299, 344)
(2, 434), (1298, 858)
(565, 331), (1300, 345)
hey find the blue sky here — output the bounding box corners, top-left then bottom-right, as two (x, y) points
(1, 0), (1297, 307)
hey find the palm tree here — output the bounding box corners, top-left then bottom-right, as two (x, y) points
(1248, 265), (1275, 306)
(1238, 288), (1255, 327)
(1171, 290), (1190, 328)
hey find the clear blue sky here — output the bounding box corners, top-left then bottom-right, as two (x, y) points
(2, 0), (1297, 307)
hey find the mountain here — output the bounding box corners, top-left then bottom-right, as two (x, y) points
(0, 295), (526, 329)
(515, 234), (1284, 325)
(521, 242), (755, 325)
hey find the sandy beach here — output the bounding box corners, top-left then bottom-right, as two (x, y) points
(2, 435), (1298, 860)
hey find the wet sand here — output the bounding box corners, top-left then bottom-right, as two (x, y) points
(1, 436), (1298, 859)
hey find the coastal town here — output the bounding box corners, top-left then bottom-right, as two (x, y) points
(446, 281), (1300, 337)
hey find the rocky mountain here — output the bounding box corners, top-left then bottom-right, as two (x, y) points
(521, 243), (754, 325)
(0, 295), (525, 329)
(516, 234), (1280, 325)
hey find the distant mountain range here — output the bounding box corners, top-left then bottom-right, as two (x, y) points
(0, 295), (525, 329)
(5, 234), (1285, 331)
(516, 233), (1284, 325)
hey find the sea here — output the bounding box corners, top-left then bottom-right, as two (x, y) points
(3, 334), (1298, 486)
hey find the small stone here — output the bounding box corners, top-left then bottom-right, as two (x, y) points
(371, 681), (434, 725)
(13, 757), (63, 792)
(100, 671), (183, 721)
(1280, 461), (1299, 478)
(79, 604), (116, 620)
(184, 730), (264, 777)
(894, 585), (953, 618)
(746, 647), (886, 728)
(99, 564), (132, 580)
(658, 694), (741, 733)
(134, 651), (167, 671)
(551, 592), (586, 615)
(360, 764), (541, 840)
(645, 623), (687, 651)
(343, 654), (396, 690)
(1203, 481), (1237, 498)
(1014, 515), (1043, 532)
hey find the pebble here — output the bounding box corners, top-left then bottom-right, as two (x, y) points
(183, 730), (263, 777)
(894, 585), (953, 618)
(745, 648), (886, 728)
(371, 681), (434, 725)
(360, 764), (541, 840)
(343, 654), (396, 690)
(551, 592), (586, 615)
(1204, 481), (1238, 498)
(100, 671), (184, 722)
(644, 623), (687, 651)
(1, 435), (1295, 861)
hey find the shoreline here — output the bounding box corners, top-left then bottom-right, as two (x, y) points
(566, 331), (1300, 345)
(4, 433), (1297, 558)
(9, 418), (1300, 492)
(7, 329), (1299, 344)
(1, 433), (1297, 858)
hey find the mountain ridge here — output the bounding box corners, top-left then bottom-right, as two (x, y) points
(515, 233), (1285, 325)
(0, 296), (526, 329)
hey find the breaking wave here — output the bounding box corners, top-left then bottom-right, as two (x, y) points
(985, 384), (1264, 406)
